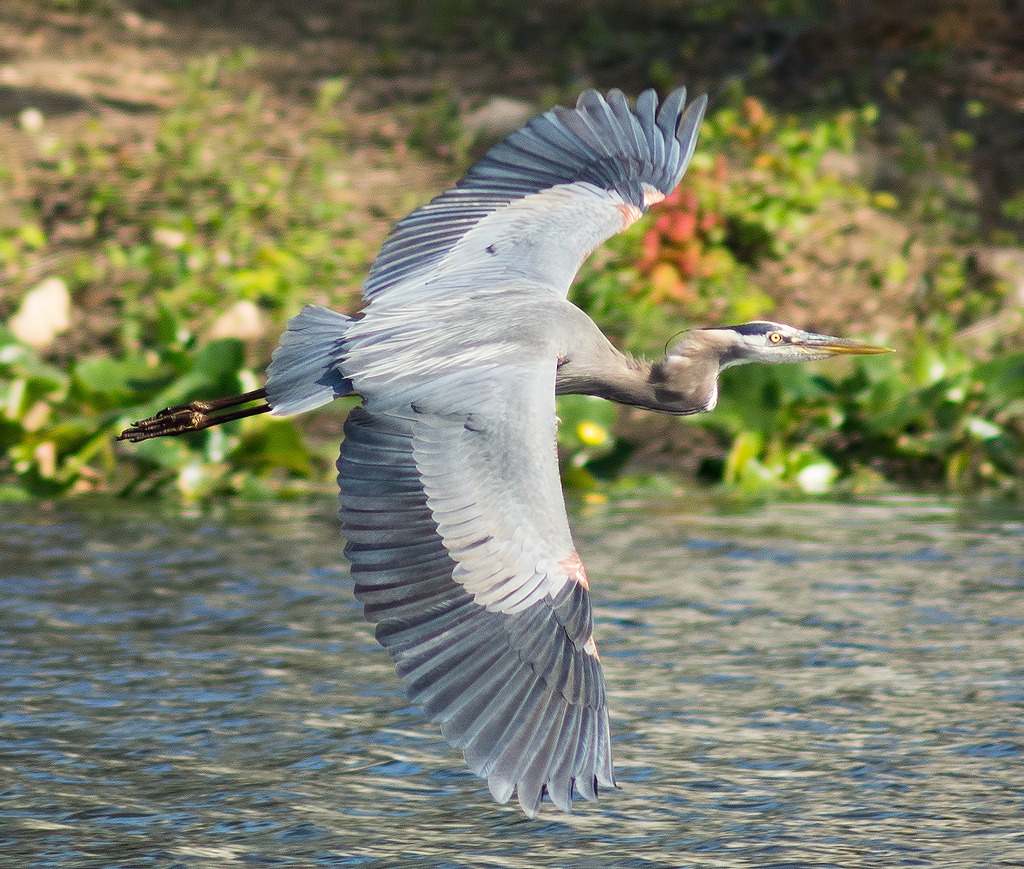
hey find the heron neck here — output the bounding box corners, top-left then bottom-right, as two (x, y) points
(556, 352), (720, 416)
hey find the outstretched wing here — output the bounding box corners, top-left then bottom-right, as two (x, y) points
(331, 87), (711, 814)
(338, 362), (611, 816)
(363, 87), (707, 303)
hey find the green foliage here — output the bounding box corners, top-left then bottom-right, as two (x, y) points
(569, 93), (1023, 496)
(677, 229), (1023, 496)
(404, 84), (474, 162)
(4, 50), (366, 330)
(1, 55), (1021, 500)
(698, 345), (1024, 497)
(0, 52), (363, 499)
(1001, 190), (1024, 226)
(555, 395), (633, 490)
(0, 304), (322, 500)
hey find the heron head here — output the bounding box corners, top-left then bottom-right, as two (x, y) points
(685, 321), (891, 369)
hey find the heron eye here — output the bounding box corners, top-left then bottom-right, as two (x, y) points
(768, 331), (783, 344)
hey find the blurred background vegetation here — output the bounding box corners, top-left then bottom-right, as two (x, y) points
(1, 0), (1022, 501)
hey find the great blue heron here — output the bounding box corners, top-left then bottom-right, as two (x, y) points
(119, 87), (888, 816)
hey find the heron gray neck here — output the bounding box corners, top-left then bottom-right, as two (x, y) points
(548, 303), (724, 415)
(555, 347), (720, 415)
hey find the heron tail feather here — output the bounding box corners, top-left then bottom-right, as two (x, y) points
(266, 304), (354, 416)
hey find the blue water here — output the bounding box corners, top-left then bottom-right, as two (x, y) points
(2, 496), (1022, 866)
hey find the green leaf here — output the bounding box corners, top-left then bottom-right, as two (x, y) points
(723, 430), (764, 485)
(74, 354), (154, 401)
(233, 419), (312, 476)
(192, 338), (245, 381)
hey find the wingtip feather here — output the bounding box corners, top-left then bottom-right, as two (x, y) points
(656, 86), (688, 135)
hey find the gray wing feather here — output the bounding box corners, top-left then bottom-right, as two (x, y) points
(656, 86), (687, 138)
(338, 363), (613, 815)
(675, 94), (706, 181)
(635, 89), (665, 178)
(605, 88), (646, 169)
(566, 90), (620, 161)
(362, 87), (707, 302)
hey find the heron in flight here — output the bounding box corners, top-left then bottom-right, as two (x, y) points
(119, 87), (888, 816)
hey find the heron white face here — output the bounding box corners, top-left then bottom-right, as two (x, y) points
(699, 321), (891, 368)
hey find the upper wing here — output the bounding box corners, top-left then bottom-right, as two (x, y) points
(338, 362), (611, 816)
(363, 87), (707, 303)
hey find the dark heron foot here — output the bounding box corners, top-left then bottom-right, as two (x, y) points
(117, 388), (271, 443)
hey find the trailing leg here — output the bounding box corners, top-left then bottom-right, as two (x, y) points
(117, 389), (270, 442)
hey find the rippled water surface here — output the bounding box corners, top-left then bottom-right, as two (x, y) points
(2, 495), (1023, 867)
